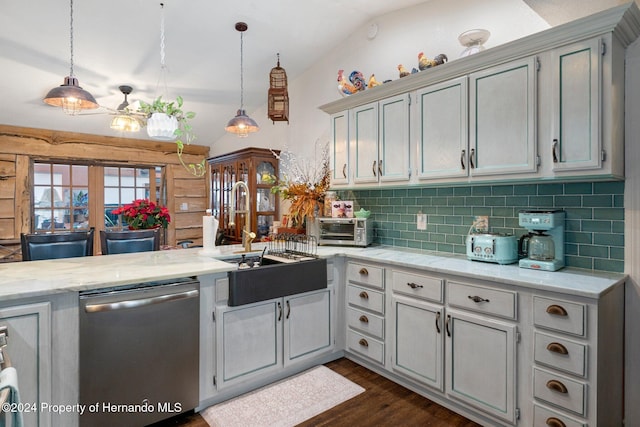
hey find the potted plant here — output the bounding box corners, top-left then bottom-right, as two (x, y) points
(111, 198), (171, 230)
(139, 96), (205, 176)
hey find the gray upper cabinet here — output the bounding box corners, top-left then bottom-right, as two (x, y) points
(469, 56), (538, 177)
(330, 111), (349, 186)
(417, 77), (469, 180)
(352, 94), (410, 185)
(550, 38), (601, 172)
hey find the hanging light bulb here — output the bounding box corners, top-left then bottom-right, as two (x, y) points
(226, 22), (259, 137)
(43, 0), (99, 115)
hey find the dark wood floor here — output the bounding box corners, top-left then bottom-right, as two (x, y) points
(151, 358), (481, 427)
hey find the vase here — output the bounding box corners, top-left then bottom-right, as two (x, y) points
(146, 112), (178, 141)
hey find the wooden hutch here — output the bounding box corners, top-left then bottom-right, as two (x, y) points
(208, 147), (280, 244)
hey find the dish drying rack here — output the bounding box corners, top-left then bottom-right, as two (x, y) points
(267, 232), (318, 260)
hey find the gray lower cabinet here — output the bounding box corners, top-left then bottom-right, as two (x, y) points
(391, 295), (443, 391)
(445, 308), (518, 424)
(215, 287), (333, 390)
(0, 302), (52, 427)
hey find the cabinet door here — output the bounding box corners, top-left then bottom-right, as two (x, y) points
(550, 38), (602, 171)
(417, 77), (469, 180)
(284, 288), (332, 366)
(470, 57), (538, 176)
(445, 309), (517, 424)
(330, 112), (350, 185)
(352, 102), (379, 184)
(216, 299), (282, 389)
(379, 93), (410, 182)
(392, 296), (443, 391)
(0, 302), (52, 427)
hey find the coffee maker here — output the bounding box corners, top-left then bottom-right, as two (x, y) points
(518, 210), (565, 271)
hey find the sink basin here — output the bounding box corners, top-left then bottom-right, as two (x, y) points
(225, 255), (327, 306)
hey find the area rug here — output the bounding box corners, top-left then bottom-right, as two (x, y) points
(201, 366), (365, 427)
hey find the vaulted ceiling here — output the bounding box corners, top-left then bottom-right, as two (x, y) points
(0, 0), (626, 146)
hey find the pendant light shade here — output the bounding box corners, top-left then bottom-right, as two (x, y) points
(226, 22), (259, 137)
(43, 0), (98, 115)
(226, 109), (259, 138)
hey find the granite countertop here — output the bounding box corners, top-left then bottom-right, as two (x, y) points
(0, 243), (626, 302)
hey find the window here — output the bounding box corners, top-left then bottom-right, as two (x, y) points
(32, 161), (164, 233)
(33, 163), (89, 231)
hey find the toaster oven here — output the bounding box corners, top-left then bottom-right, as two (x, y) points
(310, 217), (373, 247)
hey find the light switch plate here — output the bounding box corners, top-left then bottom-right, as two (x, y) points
(417, 213), (427, 230)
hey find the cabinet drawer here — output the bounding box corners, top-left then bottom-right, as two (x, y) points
(533, 404), (586, 427)
(391, 270), (443, 303)
(347, 307), (384, 340)
(347, 329), (384, 364)
(534, 331), (586, 377)
(533, 296), (586, 337)
(533, 368), (586, 416)
(448, 281), (517, 320)
(347, 262), (384, 289)
(347, 284), (385, 315)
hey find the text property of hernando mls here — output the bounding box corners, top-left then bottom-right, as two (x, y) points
(2, 401), (183, 416)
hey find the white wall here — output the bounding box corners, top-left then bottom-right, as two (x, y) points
(211, 0), (549, 164)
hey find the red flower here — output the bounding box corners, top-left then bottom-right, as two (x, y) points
(111, 198), (171, 229)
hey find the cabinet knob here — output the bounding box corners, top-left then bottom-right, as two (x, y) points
(359, 268), (369, 276)
(359, 315), (369, 324)
(358, 338), (369, 347)
(359, 291), (369, 300)
(546, 342), (569, 355)
(545, 417), (566, 427)
(546, 304), (568, 316)
(546, 379), (568, 394)
(407, 282), (423, 289)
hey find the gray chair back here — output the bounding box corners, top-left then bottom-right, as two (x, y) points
(100, 229), (160, 255)
(21, 228), (95, 261)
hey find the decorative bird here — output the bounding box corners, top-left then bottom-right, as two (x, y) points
(398, 64), (410, 78)
(349, 71), (367, 92)
(411, 67), (419, 74)
(337, 69), (358, 96)
(368, 74), (382, 88)
(418, 52), (449, 70)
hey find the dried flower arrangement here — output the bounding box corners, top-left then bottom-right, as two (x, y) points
(270, 141), (330, 229)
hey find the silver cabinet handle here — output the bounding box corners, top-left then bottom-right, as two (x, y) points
(286, 300), (291, 319)
(378, 160), (383, 176)
(460, 149), (466, 170)
(84, 289), (199, 313)
(435, 311), (441, 334)
(278, 302), (283, 321)
(342, 163), (347, 178)
(445, 314), (451, 337)
(552, 138), (559, 163)
(469, 148), (476, 169)
(372, 160), (377, 177)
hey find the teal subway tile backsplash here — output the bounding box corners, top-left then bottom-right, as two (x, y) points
(338, 181), (624, 273)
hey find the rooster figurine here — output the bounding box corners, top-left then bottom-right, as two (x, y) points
(398, 64), (410, 78)
(418, 52), (449, 71)
(349, 71), (367, 92)
(337, 69), (358, 96)
(368, 74), (382, 89)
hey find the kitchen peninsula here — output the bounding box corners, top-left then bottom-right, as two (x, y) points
(0, 245), (625, 426)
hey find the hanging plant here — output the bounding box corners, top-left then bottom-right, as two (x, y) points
(139, 96), (205, 177)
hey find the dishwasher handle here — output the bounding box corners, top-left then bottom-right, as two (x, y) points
(84, 289), (199, 313)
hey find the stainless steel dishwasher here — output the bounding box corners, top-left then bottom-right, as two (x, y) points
(79, 277), (200, 427)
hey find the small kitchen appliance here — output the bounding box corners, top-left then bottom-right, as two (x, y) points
(310, 217), (373, 246)
(518, 209), (565, 271)
(466, 233), (518, 264)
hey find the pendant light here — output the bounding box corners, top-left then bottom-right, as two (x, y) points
(43, 0), (99, 115)
(110, 86), (142, 132)
(226, 22), (259, 137)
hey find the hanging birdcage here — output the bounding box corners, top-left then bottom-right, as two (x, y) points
(268, 53), (289, 124)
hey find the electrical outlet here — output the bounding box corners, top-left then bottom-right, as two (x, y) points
(474, 215), (489, 233)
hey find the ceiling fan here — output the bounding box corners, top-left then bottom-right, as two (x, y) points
(105, 85), (147, 132)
